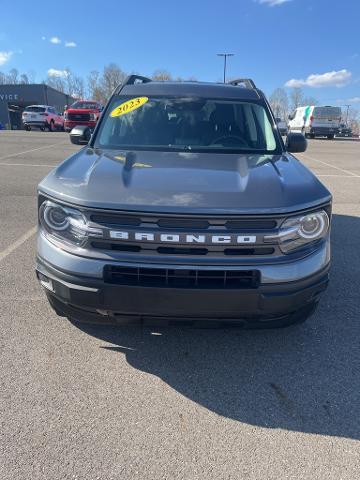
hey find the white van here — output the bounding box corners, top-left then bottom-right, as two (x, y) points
(288, 106), (341, 139)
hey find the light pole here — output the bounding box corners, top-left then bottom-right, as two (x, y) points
(344, 104), (351, 126)
(217, 53), (234, 83)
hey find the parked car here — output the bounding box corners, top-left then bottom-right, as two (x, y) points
(22, 105), (64, 132)
(336, 123), (352, 137)
(36, 75), (331, 329)
(64, 100), (103, 132)
(275, 117), (288, 136)
(288, 105), (341, 139)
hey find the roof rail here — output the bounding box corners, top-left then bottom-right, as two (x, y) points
(124, 74), (152, 85)
(228, 78), (256, 89)
(114, 75), (152, 94)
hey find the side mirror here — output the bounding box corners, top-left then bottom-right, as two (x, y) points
(70, 126), (91, 145)
(286, 132), (307, 153)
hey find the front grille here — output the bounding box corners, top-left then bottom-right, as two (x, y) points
(104, 265), (260, 289)
(90, 213), (277, 231)
(86, 210), (282, 258)
(68, 113), (91, 121)
(91, 241), (274, 256)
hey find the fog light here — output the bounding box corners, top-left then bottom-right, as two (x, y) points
(37, 272), (54, 292)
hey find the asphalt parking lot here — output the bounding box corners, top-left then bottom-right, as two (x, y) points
(0, 130), (359, 479)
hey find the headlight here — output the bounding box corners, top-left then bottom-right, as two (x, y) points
(264, 210), (329, 253)
(90, 113), (96, 121)
(39, 200), (102, 247)
(64, 112), (68, 120)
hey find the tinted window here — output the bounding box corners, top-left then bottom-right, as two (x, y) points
(95, 96), (280, 154)
(71, 102), (99, 110)
(313, 107), (341, 119)
(24, 106), (45, 113)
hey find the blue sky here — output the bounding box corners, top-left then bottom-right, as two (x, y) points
(0, 0), (359, 106)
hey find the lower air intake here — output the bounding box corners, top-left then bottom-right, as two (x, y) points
(104, 266), (260, 289)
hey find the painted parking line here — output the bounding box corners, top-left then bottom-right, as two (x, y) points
(299, 153), (359, 177)
(317, 174), (360, 178)
(0, 142), (66, 161)
(0, 226), (37, 263)
(0, 162), (56, 167)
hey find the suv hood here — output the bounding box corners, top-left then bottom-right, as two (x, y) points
(39, 148), (331, 214)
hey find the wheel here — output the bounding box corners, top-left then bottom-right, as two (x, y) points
(309, 134), (315, 139)
(327, 134), (334, 140)
(25, 125), (31, 131)
(40, 126), (45, 132)
(48, 121), (55, 132)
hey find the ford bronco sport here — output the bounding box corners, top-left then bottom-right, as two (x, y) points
(36, 76), (331, 328)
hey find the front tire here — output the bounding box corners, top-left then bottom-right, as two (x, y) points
(25, 125), (31, 131)
(48, 121), (55, 132)
(327, 134), (334, 139)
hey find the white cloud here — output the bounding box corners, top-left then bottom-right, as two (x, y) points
(347, 97), (360, 103)
(47, 68), (69, 78)
(65, 41), (77, 48)
(285, 69), (352, 88)
(0, 51), (12, 66)
(257, 0), (292, 6)
(41, 36), (46, 40)
(50, 36), (61, 44)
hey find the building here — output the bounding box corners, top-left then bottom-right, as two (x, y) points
(0, 84), (75, 129)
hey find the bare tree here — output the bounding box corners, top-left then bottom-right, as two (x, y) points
(347, 107), (360, 135)
(63, 69), (85, 98)
(46, 75), (66, 93)
(303, 96), (318, 106)
(6, 68), (19, 84)
(87, 70), (99, 96)
(27, 70), (36, 83)
(152, 69), (172, 81)
(290, 87), (304, 110)
(19, 73), (29, 84)
(101, 63), (127, 99)
(87, 70), (105, 102)
(0, 71), (6, 84)
(71, 76), (85, 99)
(269, 87), (289, 120)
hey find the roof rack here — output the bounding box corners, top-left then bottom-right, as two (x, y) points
(228, 78), (256, 89)
(114, 75), (152, 94)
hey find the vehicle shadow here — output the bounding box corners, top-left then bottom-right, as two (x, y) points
(72, 214), (360, 440)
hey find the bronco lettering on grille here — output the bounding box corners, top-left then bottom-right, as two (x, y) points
(109, 230), (257, 244)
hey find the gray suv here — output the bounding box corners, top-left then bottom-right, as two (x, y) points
(36, 76), (331, 328)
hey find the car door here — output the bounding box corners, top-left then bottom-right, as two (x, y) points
(55, 110), (64, 127)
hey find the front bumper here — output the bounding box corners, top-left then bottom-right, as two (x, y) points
(309, 127), (339, 136)
(64, 120), (97, 131)
(36, 233), (330, 323)
(23, 121), (46, 127)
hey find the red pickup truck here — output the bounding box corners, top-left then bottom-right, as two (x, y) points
(64, 100), (103, 132)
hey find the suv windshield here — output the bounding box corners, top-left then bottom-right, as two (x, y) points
(71, 102), (98, 110)
(95, 96), (280, 154)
